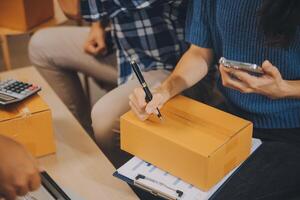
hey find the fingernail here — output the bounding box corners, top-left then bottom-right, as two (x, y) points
(264, 60), (271, 65)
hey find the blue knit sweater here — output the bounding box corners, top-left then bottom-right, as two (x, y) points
(185, 0), (300, 128)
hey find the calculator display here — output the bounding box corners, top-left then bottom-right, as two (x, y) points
(0, 93), (16, 102)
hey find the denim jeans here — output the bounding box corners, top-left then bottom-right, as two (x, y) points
(211, 128), (300, 200)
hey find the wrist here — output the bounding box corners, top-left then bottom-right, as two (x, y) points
(282, 80), (300, 98)
(91, 21), (104, 30)
(154, 85), (172, 104)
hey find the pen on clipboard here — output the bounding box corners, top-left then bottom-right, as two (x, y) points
(130, 59), (163, 120)
(135, 174), (184, 200)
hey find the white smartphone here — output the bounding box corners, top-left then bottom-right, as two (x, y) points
(219, 57), (264, 74)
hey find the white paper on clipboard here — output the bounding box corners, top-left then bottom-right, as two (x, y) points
(116, 138), (262, 200)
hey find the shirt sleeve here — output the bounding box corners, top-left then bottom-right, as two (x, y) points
(80, 0), (107, 22)
(185, 0), (213, 48)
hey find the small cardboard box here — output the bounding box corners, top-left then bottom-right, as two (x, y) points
(0, 0), (54, 31)
(121, 95), (253, 191)
(0, 95), (56, 157)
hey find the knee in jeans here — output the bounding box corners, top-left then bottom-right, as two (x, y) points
(91, 102), (114, 144)
(28, 29), (55, 67)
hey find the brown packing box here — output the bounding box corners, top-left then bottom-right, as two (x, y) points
(0, 95), (56, 157)
(0, 0), (54, 31)
(121, 95), (253, 191)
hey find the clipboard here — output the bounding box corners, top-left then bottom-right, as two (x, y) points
(40, 171), (71, 200)
(113, 172), (183, 200)
(113, 139), (262, 200)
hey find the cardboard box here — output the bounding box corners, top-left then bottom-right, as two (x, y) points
(0, 0), (54, 31)
(121, 95), (253, 191)
(0, 95), (56, 157)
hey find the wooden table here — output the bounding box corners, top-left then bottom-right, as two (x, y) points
(0, 67), (138, 200)
(0, 0), (68, 70)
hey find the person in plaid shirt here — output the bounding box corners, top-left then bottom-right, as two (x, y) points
(81, 0), (189, 84)
(29, 0), (216, 168)
(81, 0), (196, 166)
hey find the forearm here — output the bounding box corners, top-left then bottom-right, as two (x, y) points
(160, 45), (213, 100)
(58, 0), (80, 20)
(284, 80), (300, 98)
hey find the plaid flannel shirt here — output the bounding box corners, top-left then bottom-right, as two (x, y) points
(81, 0), (189, 84)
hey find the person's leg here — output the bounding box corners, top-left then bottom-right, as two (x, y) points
(91, 69), (170, 167)
(212, 128), (300, 200)
(28, 26), (118, 135)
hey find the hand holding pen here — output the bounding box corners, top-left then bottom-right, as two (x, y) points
(129, 60), (166, 121)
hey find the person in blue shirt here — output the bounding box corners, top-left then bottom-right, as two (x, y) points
(130, 0), (300, 198)
(131, 0), (300, 129)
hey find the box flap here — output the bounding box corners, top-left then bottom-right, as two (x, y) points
(122, 95), (251, 157)
(0, 95), (50, 122)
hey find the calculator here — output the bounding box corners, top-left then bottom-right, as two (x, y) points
(0, 79), (41, 105)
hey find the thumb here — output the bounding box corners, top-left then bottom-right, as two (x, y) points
(262, 60), (281, 78)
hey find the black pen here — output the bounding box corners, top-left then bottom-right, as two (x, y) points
(130, 59), (163, 120)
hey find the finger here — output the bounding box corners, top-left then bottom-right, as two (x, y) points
(219, 64), (234, 81)
(129, 101), (148, 121)
(2, 187), (16, 200)
(16, 184), (29, 197)
(95, 39), (106, 49)
(133, 88), (147, 107)
(38, 166), (45, 173)
(230, 69), (259, 88)
(129, 100), (148, 119)
(28, 172), (41, 191)
(220, 64), (235, 77)
(85, 46), (97, 55)
(145, 94), (163, 115)
(261, 60), (281, 78)
(129, 94), (145, 113)
(220, 65), (252, 93)
(14, 176), (29, 197)
(94, 44), (107, 55)
(84, 43), (98, 55)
